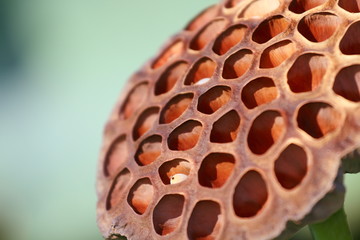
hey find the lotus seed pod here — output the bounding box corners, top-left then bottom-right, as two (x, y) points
(96, 0), (360, 239)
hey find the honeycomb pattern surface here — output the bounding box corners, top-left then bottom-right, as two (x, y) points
(97, 0), (360, 239)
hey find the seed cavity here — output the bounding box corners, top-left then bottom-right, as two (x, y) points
(152, 40), (184, 69)
(297, 102), (341, 139)
(252, 15), (290, 44)
(233, 170), (268, 218)
(127, 178), (154, 215)
(260, 40), (296, 68)
(159, 159), (191, 185)
(298, 13), (340, 43)
(160, 93), (193, 124)
(333, 65), (360, 102)
(241, 77), (278, 109)
(198, 153), (236, 188)
(287, 53), (327, 93)
(289, 0), (327, 13)
(184, 57), (217, 85)
(187, 201), (222, 240)
(239, 0), (280, 19)
(223, 49), (253, 79)
(213, 24), (247, 55)
(274, 144), (308, 190)
(247, 110), (285, 154)
(153, 194), (185, 236)
(168, 120), (203, 151)
(120, 82), (149, 119)
(197, 85), (232, 114)
(190, 19), (228, 51)
(132, 107), (160, 141)
(106, 169), (131, 210)
(135, 135), (162, 166)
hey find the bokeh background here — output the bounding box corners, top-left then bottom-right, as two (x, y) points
(0, 0), (359, 239)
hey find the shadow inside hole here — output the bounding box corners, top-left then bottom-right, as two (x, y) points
(287, 54), (327, 93)
(160, 93), (193, 124)
(197, 85), (231, 114)
(167, 120), (203, 151)
(333, 65), (360, 102)
(233, 170), (268, 218)
(340, 21), (360, 55)
(198, 153), (235, 188)
(187, 201), (222, 240)
(104, 135), (127, 177)
(274, 144), (308, 189)
(135, 135), (162, 166)
(297, 102), (341, 138)
(338, 0), (360, 13)
(210, 110), (240, 143)
(106, 169), (131, 210)
(241, 77), (277, 109)
(247, 111), (284, 154)
(127, 178), (154, 215)
(153, 194), (185, 236)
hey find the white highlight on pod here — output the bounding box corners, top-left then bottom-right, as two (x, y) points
(170, 173), (188, 184)
(195, 78), (210, 85)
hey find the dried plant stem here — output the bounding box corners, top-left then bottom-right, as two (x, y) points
(309, 207), (352, 240)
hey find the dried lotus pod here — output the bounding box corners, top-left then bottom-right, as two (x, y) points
(96, 0), (360, 239)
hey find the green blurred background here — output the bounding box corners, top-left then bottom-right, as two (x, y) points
(0, 0), (359, 239)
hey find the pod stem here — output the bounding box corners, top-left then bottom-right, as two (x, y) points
(309, 207), (352, 240)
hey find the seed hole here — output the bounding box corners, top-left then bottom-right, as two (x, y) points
(197, 86), (232, 115)
(152, 40), (184, 69)
(241, 77), (278, 109)
(135, 135), (162, 166)
(153, 194), (185, 236)
(298, 13), (340, 43)
(168, 120), (203, 151)
(198, 153), (235, 188)
(297, 102), (341, 139)
(155, 61), (189, 95)
(287, 53), (327, 93)
(190, 19), (228, 51)
(274, 144), (307, 190)
(239, 0), (280, 19)
(252, 15), (290, 44)
(106, 169), (131, 210)
(338, 0), (360, 13)
(225, 0), (245, 8)
(120, 82), (148, 120)
(127, 178), (154, 215)
(213, 24), (247, 55)
(132, 107), (159, 141)
(187, 201), (222, 240)
(184, 57), (217, 85)
(289, 0), (327, 13)
(248, 111), (285, 154)
(159, 159), (191, 185)
(160, 93), (193, 124)
(186, 5), (219, 32)
(210, 110), (241, 143)
(340, 21), (360, 55)
(104, 135), (128, 177)
(260, 40), (296, 68)
(223, 49), (253, 79)
(333, 65), (360, 102)
(233, 170), (268, 218)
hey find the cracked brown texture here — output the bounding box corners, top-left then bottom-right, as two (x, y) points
(97, 0), (360, 239)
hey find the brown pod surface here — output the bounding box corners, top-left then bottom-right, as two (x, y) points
(97, 0), (360, 239)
